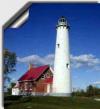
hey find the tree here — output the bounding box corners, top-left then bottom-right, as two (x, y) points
(3, 49), (16, 85)
(72, 89), (86, 97)
(86, 85), (94, 97)
(7, 82), (16, 95)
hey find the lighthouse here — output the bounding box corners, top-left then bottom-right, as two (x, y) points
(52, 16), (72, 96)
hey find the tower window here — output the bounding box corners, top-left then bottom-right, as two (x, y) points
(57, 44), (60, 48)
(66, 63), (70, 69)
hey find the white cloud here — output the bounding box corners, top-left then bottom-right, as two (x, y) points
(17, 54), (54, 67)
(17, 54), (100, 71)
(71, 54), (100, 70)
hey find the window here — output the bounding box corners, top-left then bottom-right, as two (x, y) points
(46, 73), (50, 78)
(66, 63), (70, 69)
(57, 43), (60, 48)
(62, 19), (65, 22)
(41, 74), (45, 79)
(24, 82), (28, 90)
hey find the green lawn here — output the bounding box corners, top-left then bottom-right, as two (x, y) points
(4, 96), (100, 109)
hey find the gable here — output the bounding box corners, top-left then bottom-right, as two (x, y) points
(37, 68), (53, 84)
(18, 65), (49, 81)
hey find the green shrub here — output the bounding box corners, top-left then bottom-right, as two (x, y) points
(4, 95), (22, 101)
(4, 101), (13, 107)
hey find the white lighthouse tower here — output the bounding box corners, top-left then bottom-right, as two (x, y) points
(52, 16), (72, 96)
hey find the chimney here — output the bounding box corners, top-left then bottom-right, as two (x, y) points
(29, 63), (33, 70)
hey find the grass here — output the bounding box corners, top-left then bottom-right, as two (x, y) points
(4, 96), (100, 109)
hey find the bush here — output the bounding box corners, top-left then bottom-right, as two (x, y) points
(4, 101), (13, 107)
(4, 95), (22, 101)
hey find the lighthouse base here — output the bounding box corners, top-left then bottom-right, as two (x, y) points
(50, 93), (71, 97)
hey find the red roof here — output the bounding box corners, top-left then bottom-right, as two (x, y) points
(18, 65), (49, 81)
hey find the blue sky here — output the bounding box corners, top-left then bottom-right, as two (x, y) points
(4, 3), (100, 89)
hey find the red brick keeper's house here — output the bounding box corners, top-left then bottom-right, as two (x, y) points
(12, 65), (53, 96)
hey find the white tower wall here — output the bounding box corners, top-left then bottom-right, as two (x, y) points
(52, 17), (72, 96)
